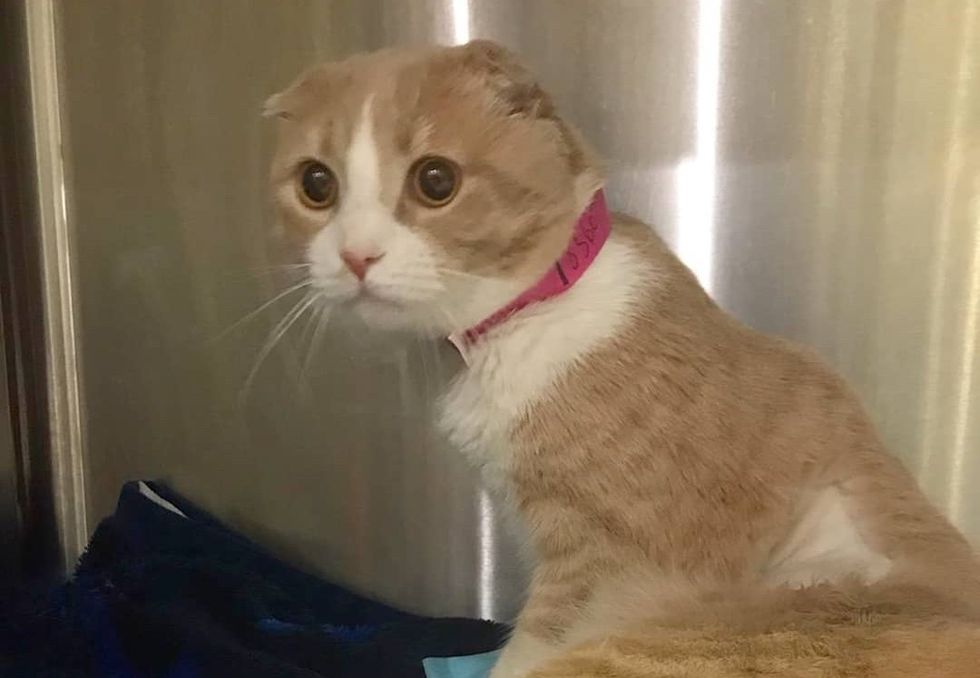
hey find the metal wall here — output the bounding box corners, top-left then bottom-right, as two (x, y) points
(0, 322), (19, 579)
(3, 0), (60, 582)
(16, 0), (980, 619)
(0, 1), (24, 580)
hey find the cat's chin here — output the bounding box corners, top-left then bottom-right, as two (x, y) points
(348, 296), (445, 337)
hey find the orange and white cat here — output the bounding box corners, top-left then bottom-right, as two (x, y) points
(266, 41), (980, 677)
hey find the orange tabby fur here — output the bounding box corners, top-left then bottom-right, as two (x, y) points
(267, 41), (980, 678)
(509, 214), (979, 634)
(531, 582), (980, 677)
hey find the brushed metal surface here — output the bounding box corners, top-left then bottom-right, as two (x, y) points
(25, 0), (90, 575)
(1, 0), (64, 582)
(42, 0), (980, 620)
(0, 0), (26, 579)
(0, 313), (19, 577)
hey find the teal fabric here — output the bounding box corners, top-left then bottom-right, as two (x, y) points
(422, 649), (501, 678)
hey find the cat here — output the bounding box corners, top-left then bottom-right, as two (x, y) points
(265, 40), (980, 677)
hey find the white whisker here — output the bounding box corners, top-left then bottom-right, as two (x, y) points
(210, 278), (312, 343)
(250, 263), (311, 273)
(301, 298), (332, 377)
(239, 290), (320, 402)
(437, 305), (474, 341)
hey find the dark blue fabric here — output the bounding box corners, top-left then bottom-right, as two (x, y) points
(0, 481), (507, 677)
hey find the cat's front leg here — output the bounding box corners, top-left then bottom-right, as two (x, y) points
(489, 566), (590, 678)
(489, 630), (562, 678)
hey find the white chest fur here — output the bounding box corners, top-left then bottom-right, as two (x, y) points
(764, 487), (893, 588)
(436, 237), (651, 491)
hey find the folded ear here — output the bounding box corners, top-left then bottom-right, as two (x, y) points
(261, 64), (333, 120)
(261, 91), (290, 119)
(455, 39), (555, 119)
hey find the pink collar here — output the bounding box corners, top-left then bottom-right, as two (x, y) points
(448, 190), (611, 361)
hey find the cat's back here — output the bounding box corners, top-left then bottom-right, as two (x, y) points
(606, 212), (885, 458)
(519, 213), (974, 576)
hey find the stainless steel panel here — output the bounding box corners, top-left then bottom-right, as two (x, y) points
(0, 0), (26, 579)
(1, 0), (63, 581)
(37, 0), (980, 619)
(0, 316), (19, 577)
(24, 0), (89, 576)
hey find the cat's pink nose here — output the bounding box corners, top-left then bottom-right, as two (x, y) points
(341, 250), (383, 281)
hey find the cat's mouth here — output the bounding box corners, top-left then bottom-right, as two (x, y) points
(344, 285), (404, 309)
(345, 285), (431, 332)
(359, 291), (402, 307)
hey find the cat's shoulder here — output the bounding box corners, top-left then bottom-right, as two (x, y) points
(610, 212), (693, 276)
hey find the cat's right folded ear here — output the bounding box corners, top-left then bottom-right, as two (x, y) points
(455, 39), (555, 120)
(261, 65), (332, 120)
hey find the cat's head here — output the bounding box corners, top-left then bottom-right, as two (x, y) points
(266, 41), (601, 335)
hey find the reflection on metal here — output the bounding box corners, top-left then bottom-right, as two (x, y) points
(914, 0), (980, 527)
(22, 0), (980, 619)
(476, 488), (497, 620)
(949, 182), (980, 519)
(944, 0), (980, 522)
(24, 0), (88, 572)
(450, 0), (470, 44)
(0, 314), (20, 576)
(676, 0), (723, 293)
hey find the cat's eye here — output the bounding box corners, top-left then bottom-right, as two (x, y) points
(297, 161), (338, 209)
(412, 156), (460, 207)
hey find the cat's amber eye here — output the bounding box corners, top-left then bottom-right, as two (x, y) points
(412, 156), (460, 207)
(297, 161), (338, 209)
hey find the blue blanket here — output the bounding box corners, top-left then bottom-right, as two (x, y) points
(0, 481), (507, 677)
